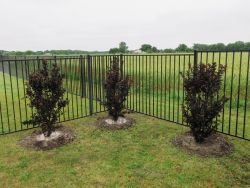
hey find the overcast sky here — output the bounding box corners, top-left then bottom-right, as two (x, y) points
(0, 0), (249, 51)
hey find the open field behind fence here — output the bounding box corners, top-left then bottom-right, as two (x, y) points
(0, 51), (249, 140)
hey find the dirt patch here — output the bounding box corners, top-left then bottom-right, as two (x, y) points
(18, 126), (75, 150)
(96, 116), (135, 130)
(173, 132), (234, 157)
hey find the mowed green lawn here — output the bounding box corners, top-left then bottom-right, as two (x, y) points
(0, 113), (249, 188)
(0, 54), (250, 187)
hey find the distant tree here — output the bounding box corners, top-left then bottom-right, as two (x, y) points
(163, 48), (175, 53)
(193, 44), (209, 51)
(226, 43), (234, 51)
(226, 41), (245, 50)
(109, 42), (129, 54)
(140, 44), (160, 53)
(151, 46), (159, 53)
(119, 42), (129, 53)
(175, 44), (190, 52)
(36, 51), (44, 55)
(244, 42), (250, 50)
(234, 41), (245, 50)
(213, 43), (226, 51)
(140, 44), (153, 53)
(24, 50), (34, 56)
(15, 51), (25, 56)
(109, 48), (120, 54)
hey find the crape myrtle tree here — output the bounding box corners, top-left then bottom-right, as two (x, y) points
(103, 56), (131, 121)
(182, 62), (228, 143)
(24, 60), (69, 137)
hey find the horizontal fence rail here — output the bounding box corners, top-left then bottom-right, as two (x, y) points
(0, 51), (249, 141)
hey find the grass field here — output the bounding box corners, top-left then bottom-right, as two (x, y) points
(0, 113), (249, 187)
(1, 52), (250, 139)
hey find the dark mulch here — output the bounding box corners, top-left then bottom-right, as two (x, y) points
(96, 116), (135, 130)
(18, 125), (75, 150)
(172, 132), (234, 157)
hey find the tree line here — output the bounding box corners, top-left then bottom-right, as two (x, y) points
(139, 41), (250, 53)
(0, 50), (107, 56)
(1, 41), (250, 56)
(108, 41), (250, 53)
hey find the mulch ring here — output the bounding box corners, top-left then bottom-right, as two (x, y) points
(18, 125), (75, 150)
(96, 116), (135, 130)
(172, 132), (234, 157)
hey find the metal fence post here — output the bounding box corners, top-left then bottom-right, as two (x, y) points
(80, 55), (86, 97)
(194, 50), (198, 67)
(37, 56), (40, 69)
(120, 54), (123, 80)
(193, 50), (198, 77)
(87, 55), (93, 115)
(54, 56), (57, 68)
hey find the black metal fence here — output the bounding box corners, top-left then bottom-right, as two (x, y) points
(0, 51), (249, 141)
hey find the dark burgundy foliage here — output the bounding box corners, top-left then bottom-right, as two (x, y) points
(103, 56), (131, 121)
(24, 60), (68, 137)
(183, 62), (228, 143)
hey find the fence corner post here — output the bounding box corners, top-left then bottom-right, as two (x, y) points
(79, 55), (85, 98)
(87, 55), (93, 115)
